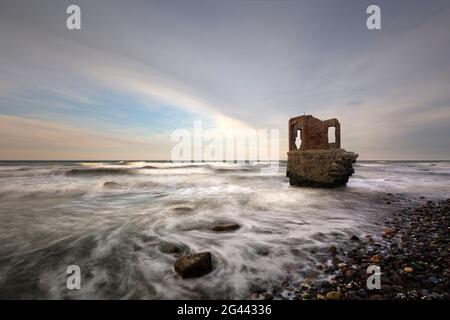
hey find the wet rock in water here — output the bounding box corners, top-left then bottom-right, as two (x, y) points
(325, 291), (342, 300)
(173, 207), (193, 214)
(350, 235), (360, 241)
(174, 252), (213, 279)
(160, 242), (182, 254)
(141, 234), (157, 242)
(254, 246), (270, 256)
(211, 223), (240, 232)
(304, 270), (321, 280)
(103, 181), (121, 189)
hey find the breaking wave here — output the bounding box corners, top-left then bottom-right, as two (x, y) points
(66, 168), (135, 176)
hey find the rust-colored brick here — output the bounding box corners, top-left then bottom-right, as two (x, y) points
(287, 115), (357, 187)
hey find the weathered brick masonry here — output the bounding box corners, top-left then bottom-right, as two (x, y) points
(287, 115), (358, 187)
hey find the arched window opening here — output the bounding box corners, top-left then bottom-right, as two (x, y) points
(295, 129), (302, 149)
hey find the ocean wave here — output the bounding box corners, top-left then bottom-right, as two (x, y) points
(0, 160), (449, 299)
(0, 189), (88, 200)
(66, 168), (134, 176)
(209, 166), (261, 174)
(72, 162), (281, 173)
(140, 164), (204, 170)
(0, 169), (68, 178)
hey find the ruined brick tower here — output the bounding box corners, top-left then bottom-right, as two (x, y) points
(287, 115), (358, 187)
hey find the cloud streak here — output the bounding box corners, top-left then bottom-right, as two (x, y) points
(0, 114), (172, 160)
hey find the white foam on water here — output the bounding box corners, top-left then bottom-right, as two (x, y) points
(0, 161), (449, 298)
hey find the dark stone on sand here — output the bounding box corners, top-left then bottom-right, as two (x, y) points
(174, 252), (213, 279)
(345, 269), (357, 278)
(357, 289), (368, 298)
(383, 227), (395, 237)
(211, 223), (240, 232)
(103, 181), (121, 189)
(325, 291), (341, 300)
(427, 276), (439, 284)
(370, 254), (381, 263)
(249, 292), (274, 300)
(264, 293), (274, 300)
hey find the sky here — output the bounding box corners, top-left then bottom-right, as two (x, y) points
(0, 0), (449, 160)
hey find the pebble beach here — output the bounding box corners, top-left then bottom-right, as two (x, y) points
(253, 198), (450, 300)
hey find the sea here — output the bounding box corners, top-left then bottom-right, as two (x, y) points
(0, 160), (449, 299)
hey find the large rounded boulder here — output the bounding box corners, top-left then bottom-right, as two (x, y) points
(174, 252), (213, 279)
